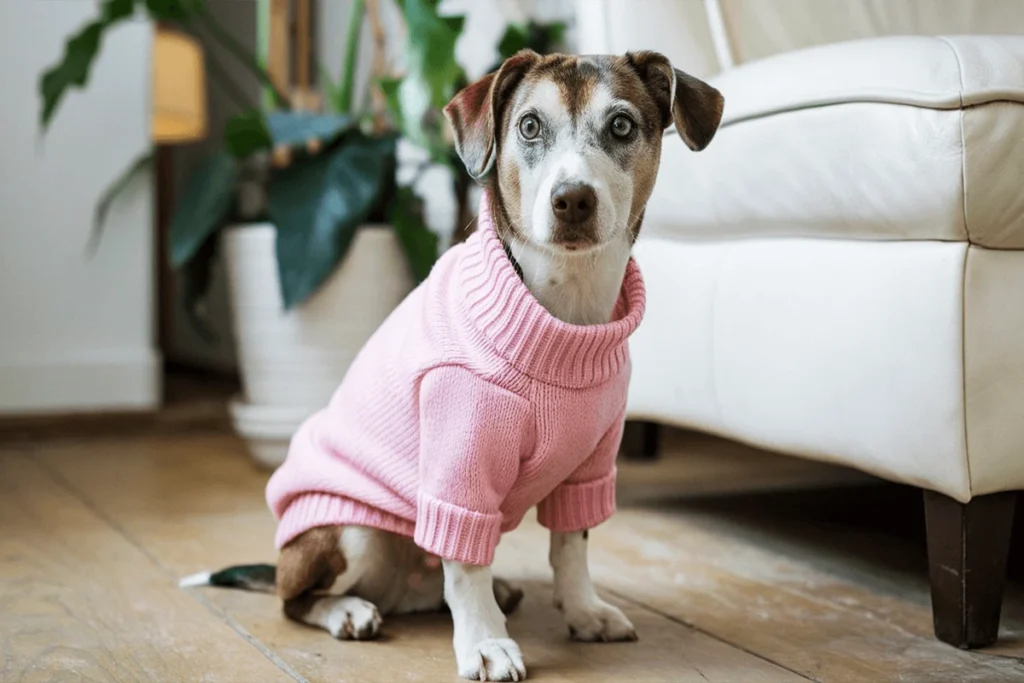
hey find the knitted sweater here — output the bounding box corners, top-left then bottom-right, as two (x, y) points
(265, 195), (646, 566)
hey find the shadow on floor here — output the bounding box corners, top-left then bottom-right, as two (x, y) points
(628, 483), (1024, 613)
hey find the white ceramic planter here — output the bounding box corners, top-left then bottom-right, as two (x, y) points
(222, 223), (414, 469)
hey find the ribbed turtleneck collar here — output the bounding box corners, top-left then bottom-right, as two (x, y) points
(455, 192), (646, 388)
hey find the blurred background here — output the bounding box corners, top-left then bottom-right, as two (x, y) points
(1, 0), (577, 461)
(4, 0), (1013, 467)
(6, 3), (1024, 681)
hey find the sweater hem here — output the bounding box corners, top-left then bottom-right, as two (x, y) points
(275, 492), (414, 549)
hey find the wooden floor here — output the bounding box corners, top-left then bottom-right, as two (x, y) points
(4, 429), (1024, 682)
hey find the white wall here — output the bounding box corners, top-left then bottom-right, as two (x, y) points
(0, 3), (159, 414)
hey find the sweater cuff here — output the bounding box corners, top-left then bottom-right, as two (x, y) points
(414, 492), (503, 565)
(537, 468), (617, 533)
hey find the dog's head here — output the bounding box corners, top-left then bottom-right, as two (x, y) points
(444, 50), (723, 253)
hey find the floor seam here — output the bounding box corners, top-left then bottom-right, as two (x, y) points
(30, 451), (311, 683)
(602, 586), (819, 683)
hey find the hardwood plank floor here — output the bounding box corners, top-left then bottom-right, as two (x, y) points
(28, 434), (802, 683)
(4, 430), (1024, 682)
(0, 449), (294, 683)
(569, 507), (1024, 682)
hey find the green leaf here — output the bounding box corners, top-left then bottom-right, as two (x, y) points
(338, 0), (365, 115)
(144, 0), (196, 22)
(224, 110), (273, 159)
(88, 149), (155, 255)
(492, 21), (567, 71)
(103, 0), (138, 22)
(267, 134), (395, 309)
(265, 111), (356, 149)
(540, 21), (567, 49)
(170, 152), (236, 332)
(37, 0), (164, 131)
(390, 186), (438, 283)
(392, 0), (464, 148)
(169, 152), (238, 268)
(319, 64), (341, 113)
(180, 234), (221, 342)
(497, 24), (528, 61)
(441, 16), (465, 35)
(39, 21), (105, 130)
(378, 76), (403, 130)
(402, 0), (463, 108)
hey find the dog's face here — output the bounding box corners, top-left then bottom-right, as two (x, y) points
(444, 51), (724, 253)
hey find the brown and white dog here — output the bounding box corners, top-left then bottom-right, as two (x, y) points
(182, 50), (722, 681)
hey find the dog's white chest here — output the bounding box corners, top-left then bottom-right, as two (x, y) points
(509, 235), (631, 326)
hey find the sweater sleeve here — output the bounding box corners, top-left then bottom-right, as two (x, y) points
(536, 409), (625, 533)
(414, 365), (532, 566)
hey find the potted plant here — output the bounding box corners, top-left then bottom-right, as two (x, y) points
(38, 0), (565, 468)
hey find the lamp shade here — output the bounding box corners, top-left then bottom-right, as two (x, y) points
(151, 27), (208, 144)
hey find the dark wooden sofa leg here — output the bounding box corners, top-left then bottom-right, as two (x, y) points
(923, 490), (1016, 649)
(622, 421), (661, 461)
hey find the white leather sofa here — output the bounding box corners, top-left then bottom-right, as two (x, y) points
(576, 0), (1024, 650)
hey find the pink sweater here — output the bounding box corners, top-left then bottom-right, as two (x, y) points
(266, 195), (646, 566)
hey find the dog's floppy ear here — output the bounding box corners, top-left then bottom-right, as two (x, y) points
(444, 50), (539, 180)
(627, 51), (724, 151)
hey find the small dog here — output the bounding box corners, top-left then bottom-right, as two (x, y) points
(182, 50), (722, 681)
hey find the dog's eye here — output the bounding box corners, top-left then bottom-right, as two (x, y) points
(610, 115), (634, 138)
(519, 115), (541, 140)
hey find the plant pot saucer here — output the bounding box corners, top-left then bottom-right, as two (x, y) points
(228, 397), (312, 470)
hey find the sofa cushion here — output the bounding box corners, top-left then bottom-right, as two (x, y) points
(646, 36), (1024, 248)
(627, 236), (973, 500)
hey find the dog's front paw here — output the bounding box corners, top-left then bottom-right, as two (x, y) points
(562, 600), (637, 642)
(457, 637), (527, 681)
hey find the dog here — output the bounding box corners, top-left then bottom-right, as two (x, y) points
(181, 50), (722, 681)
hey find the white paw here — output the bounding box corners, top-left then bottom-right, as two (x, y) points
(325, 597), (383, 640)
(561, 600), (637, 642)
(457, 637), (527, 681)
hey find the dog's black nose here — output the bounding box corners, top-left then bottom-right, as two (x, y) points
(551, 183), (597, 223)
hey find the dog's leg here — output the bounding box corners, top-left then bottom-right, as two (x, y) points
(443, 559), (526, 681)
(550, 531), (637, 642)
(373, 557), (523, 617)
(277, 526), (384, 640)
(393, 573), (523, 617)
(492, 577), (525, 615)
(391, 555), (447, 614)
(284, 593), (383, 640)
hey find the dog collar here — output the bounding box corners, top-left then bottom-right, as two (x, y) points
(502, 240), (525, 281)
